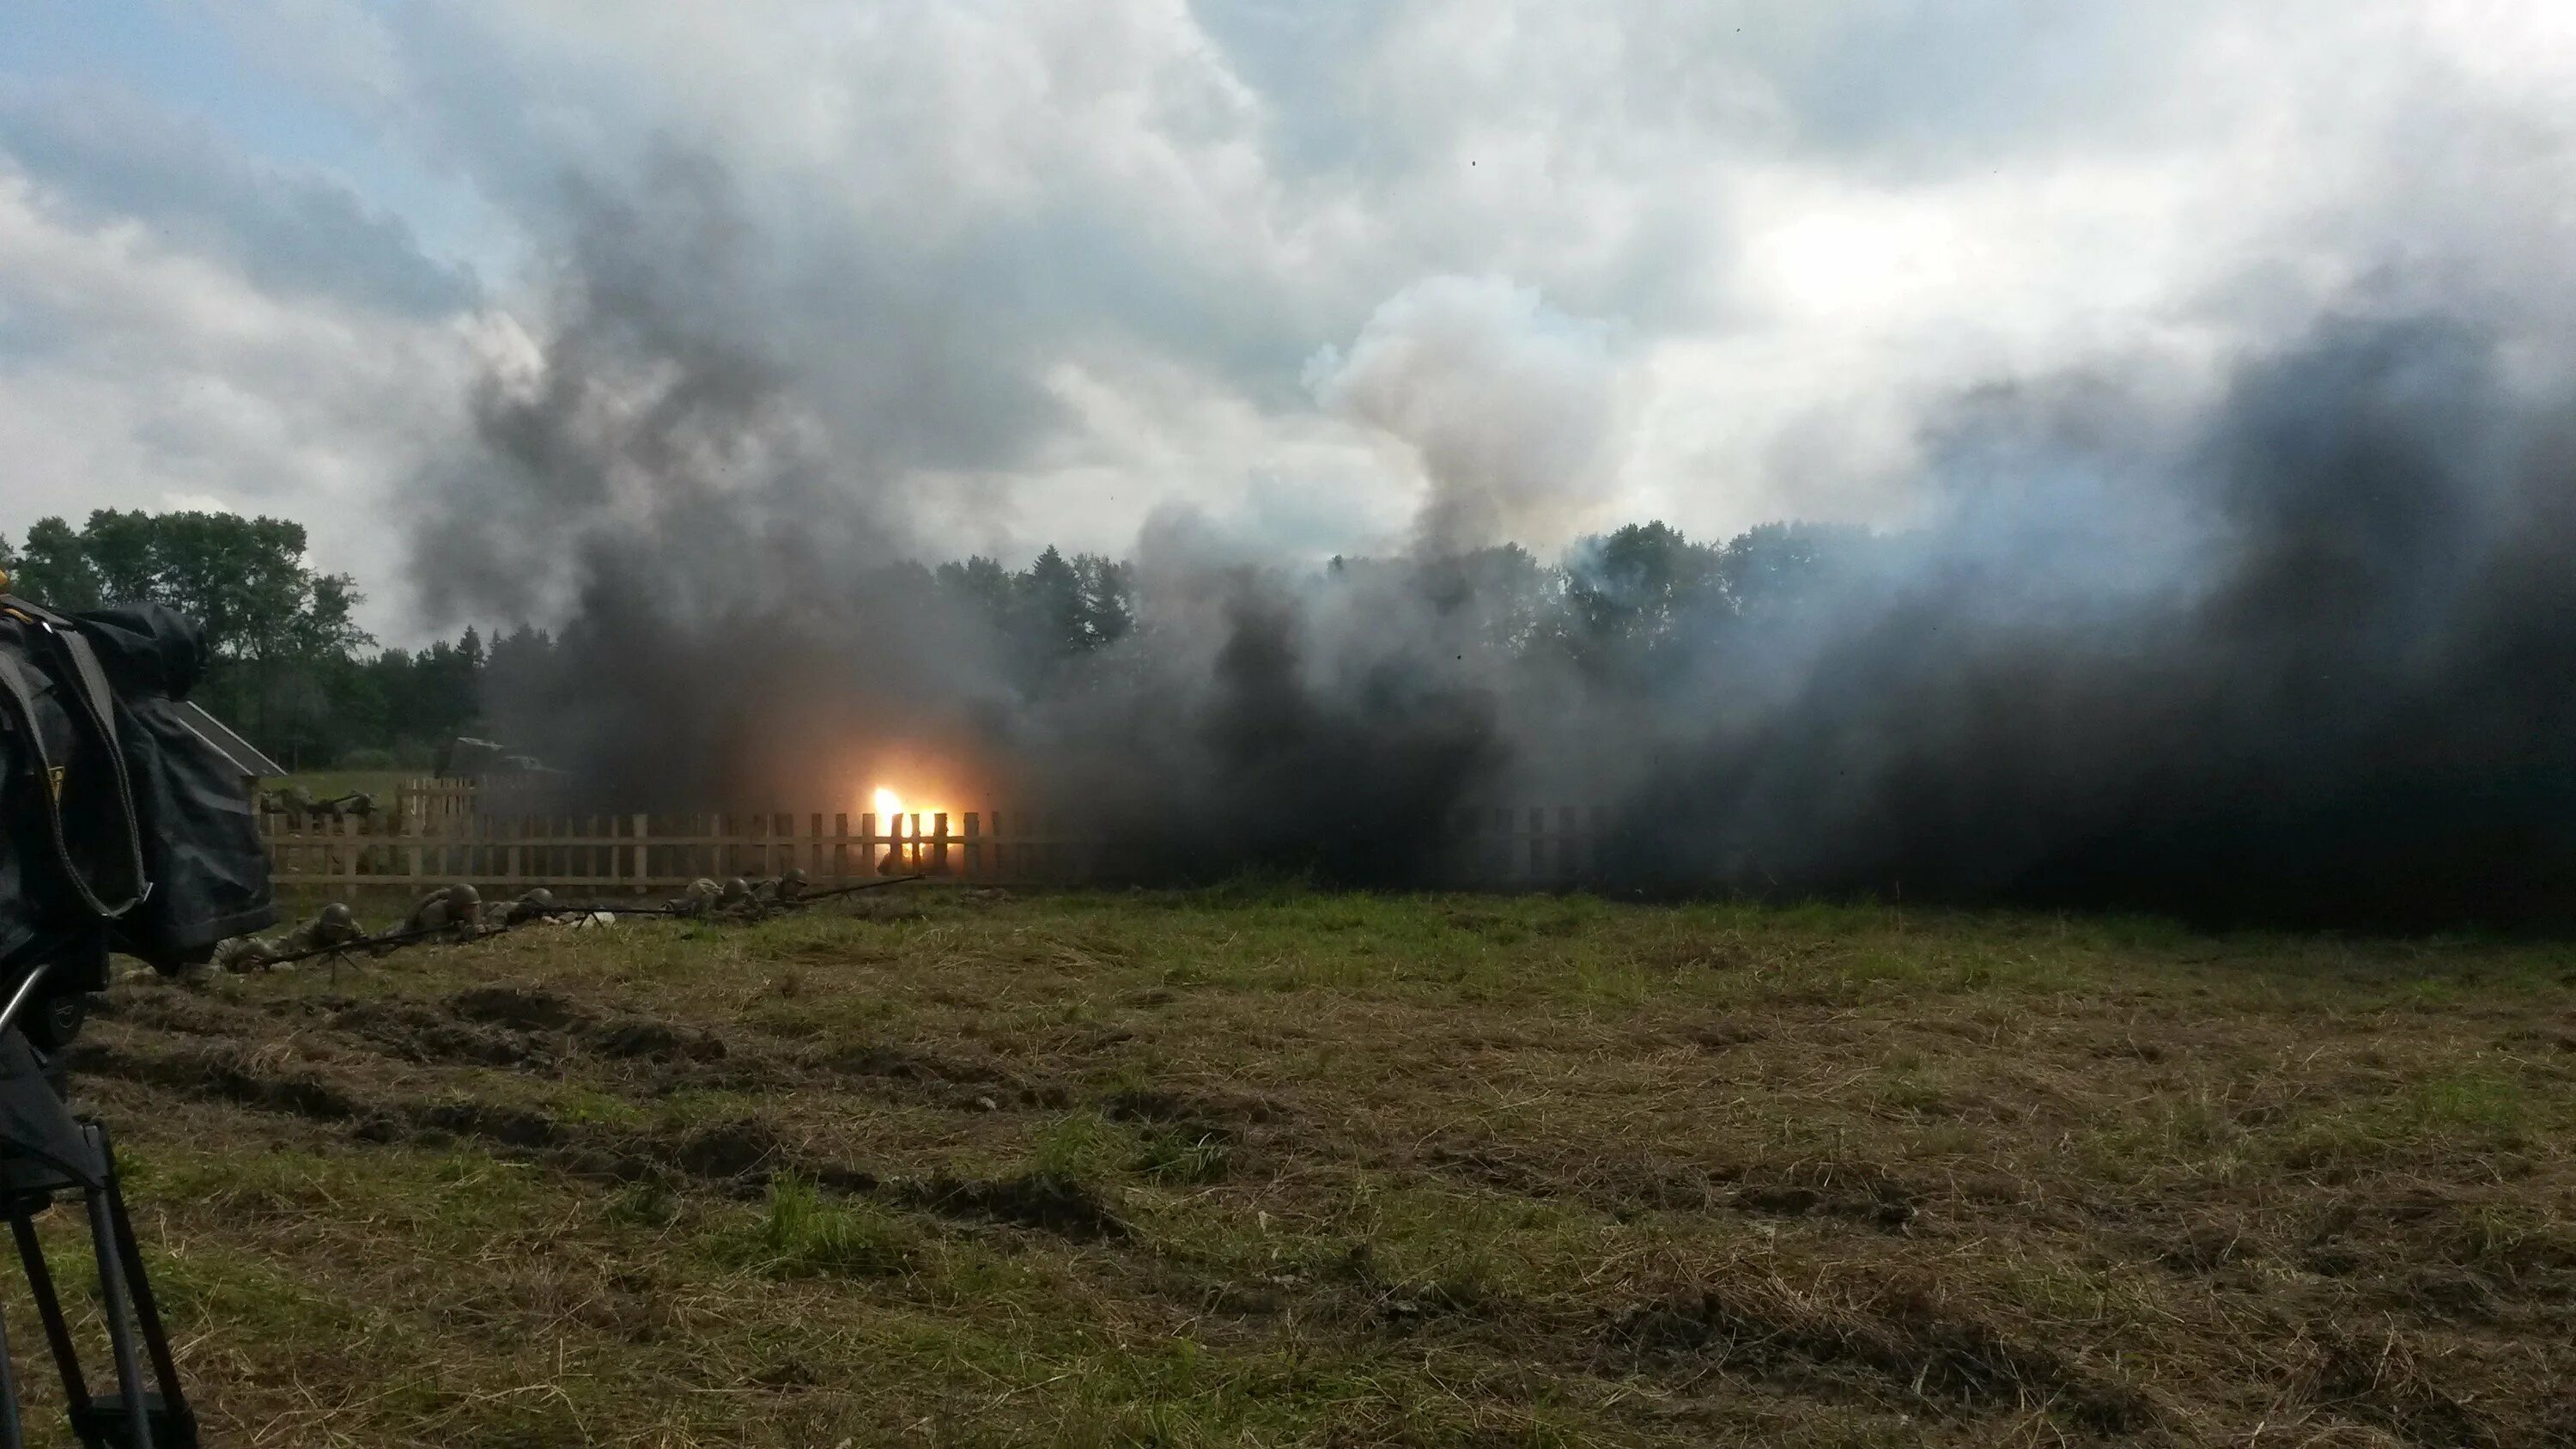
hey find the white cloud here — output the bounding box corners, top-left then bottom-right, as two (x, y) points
(6, 0), (2573, 636)
(0, 160), (478, 636)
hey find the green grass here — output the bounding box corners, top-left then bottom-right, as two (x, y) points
(722, 1175), (918, 1278)
(70, 889), (2576, 1446)
(262, 769), (414, 801)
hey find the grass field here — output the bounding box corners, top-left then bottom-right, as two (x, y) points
(260, 771), (416, 803)
(40, 888), (2576, 1446)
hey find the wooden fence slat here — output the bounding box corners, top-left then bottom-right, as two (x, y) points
(260, 801), (1611, 891)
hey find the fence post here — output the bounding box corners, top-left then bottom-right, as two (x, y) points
(963, 812), (981, 879)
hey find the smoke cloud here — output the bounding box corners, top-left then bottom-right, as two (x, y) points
(337, 3), (2576, 927)
(413, 200), (2576, 928)
(1305, 275), (1625, 552)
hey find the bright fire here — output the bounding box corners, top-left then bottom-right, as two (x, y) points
(867, 784), (947, 871)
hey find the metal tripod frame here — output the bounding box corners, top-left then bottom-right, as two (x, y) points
(0, 964), (194, 1448)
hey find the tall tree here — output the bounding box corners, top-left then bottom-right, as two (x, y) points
(10, 516), (101, 609)
(1562, 522), (1721, 664)
(1, 509), (374, 761)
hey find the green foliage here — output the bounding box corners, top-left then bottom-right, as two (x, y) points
(1132, 1128), (1232, 1185)
(934, 545), (1137, 693)
(4, 505), (1868, 768)
(6, 508), (377, 766)
(732, 1174), (916, 1278)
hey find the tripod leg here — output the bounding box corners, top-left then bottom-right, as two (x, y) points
(0, 1276), (25, 1449)
(81, 1184), (152, 1449)
(10, 1213), (88, 1415)
(94, 1131), (189, 1447)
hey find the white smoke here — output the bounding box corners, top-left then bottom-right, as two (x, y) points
(1305, 274), (1628, 554)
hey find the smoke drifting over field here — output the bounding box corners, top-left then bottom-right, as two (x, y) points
(381, 0), (2576, 931)
(412, 165), (2576, 928)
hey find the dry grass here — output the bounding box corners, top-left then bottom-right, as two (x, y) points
(27, 887), (2576, 1445)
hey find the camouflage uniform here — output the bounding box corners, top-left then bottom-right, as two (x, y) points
(401, 883), (483, 941)
(262, 784), (318, 816)
(666, 878), (721, 918)
(497, 887), (558, 926)
(212, 902), (365, 973)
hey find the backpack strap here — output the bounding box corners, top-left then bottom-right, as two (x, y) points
(0, 621), (149, 920)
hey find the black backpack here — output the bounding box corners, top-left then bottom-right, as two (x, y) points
(0, 596), (276, 977)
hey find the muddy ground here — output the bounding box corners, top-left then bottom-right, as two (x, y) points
(27, 888), (2576, 1445)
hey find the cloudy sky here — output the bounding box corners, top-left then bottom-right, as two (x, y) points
(3, 1), (2570, 641)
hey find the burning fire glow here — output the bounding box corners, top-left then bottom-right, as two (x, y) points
(868, 784), (945, 872)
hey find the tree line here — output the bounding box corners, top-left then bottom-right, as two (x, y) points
(3, 508), (1852, 770)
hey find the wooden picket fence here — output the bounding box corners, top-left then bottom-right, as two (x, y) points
(256, 783), (1615, 892)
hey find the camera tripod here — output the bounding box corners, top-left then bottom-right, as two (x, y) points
(0, 962), (193, 1448)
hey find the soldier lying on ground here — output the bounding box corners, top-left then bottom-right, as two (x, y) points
(666, 878), (722, 918)
(260, 784), (318, 816)
(754, 868), (811, 904)
(208, 903), (365, 977)
(397, 883), (483, 944)
(258, 786), (380, 820)
(496, 886), (557, 925)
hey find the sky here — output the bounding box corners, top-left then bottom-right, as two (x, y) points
(2, 0), (2571, 644)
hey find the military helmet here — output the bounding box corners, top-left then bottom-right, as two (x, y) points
(448, 883), (482, 905)
(318, 903), (356, 929)
(521, 886), (556, 908)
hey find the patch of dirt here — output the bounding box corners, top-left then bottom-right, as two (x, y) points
(1424, 1142), (1713, 1215)
(586, 1019), (726, 1062)
(1425, 1144), (1918, 1231)
(1730, 1164), (1920, 1233)
(1099, 1087), (1285, 1128)
(73, 1041), (362, 1122)
(2301, 1330), (2500, 1447)
(327, 1000), (545, 1068)
(416, 1101), (567, 1150)
(903, 1172), (1129, 1241)
(80, 1038), (1141, 1245)
(448, 985), (589, 1032)
(827, 1043), (1014, 1087)
(1611, 1283), (2155, 1434)
(672, 1119), (787, 1179)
